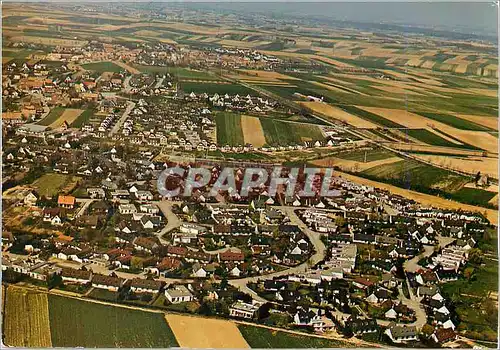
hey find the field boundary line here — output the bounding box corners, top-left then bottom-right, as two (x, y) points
(234, 320), (384, 348)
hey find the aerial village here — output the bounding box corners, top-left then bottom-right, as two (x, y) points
(2, 37), (495, 348)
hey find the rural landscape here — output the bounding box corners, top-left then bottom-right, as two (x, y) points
(1, 2), (498, 349)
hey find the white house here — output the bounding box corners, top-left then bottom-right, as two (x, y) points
(385, 308), (397, 319)
(119, 204), (137, 215)
(229, 300), (262, 319)
(23, 192), (38, 206)
(165, 285), (194, 304)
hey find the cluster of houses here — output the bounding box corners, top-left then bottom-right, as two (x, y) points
(111, 97), (216, 150)
(127, 72), (175, 96)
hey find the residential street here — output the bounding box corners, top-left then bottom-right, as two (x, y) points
(109, 100), (135, 136)
(6, 198), (431, 330)
(74, 198), (96, 218)
(404, 234), (455, 273)
(154, 200), (182, 244)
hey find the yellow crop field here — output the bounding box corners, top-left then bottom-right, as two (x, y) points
(165, 314), (250, 348)
(312, 156), (402, 171)
(411, 154), (499, 178)
(358, 106), (499, 154)
(3, 286), (52, 347)
(455, 114), (498, 130)
(241, 115), (266, 147)
(300, 102), (378, 128)
(372, 85), (423, 96)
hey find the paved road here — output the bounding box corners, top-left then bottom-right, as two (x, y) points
(123, 75), (133, 94)
(404, 245), (434, 273)
(75, 198), (96, 218)
(109, 100), (135, 136)
(154, 77), (165, 89)
(229, 206), (326, 301)
(404, 234), (455, 273)
(154, 200), (182, 244)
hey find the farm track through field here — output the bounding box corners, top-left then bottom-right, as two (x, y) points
(48, 109), (84, 128)
(113, 60), (140, 74)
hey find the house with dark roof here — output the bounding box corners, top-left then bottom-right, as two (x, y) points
(219, 251), (245, 263)
(385, 323), (418, 343)
(128, 278), (164, 293)
(61, 268), (92, 284)
(432, 328), (457, 344)
(133, 237), (159, 253)
(91, 274), (124, 291)
(353, 233), (375, 244)
(345, 318), (378, 335)
(293, 307), (334, 333)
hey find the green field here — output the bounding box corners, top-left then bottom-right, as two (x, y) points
(48, 295), (178, 347)
(237, 325), (354, 348)
(405, 129), (468, 148)
(81, 61), (123, 73)
(353, 158), (498, 208)
(340, 105), (405, 129)
(2, 48), (38, 60)
(36, 107), (64, 126)
(448, 187), (497, 207)
(361, 159), (469, 193)
(336, 149), (394, 162)
(32, 173), (80, 198)
(416, 112), (492, 131)
(259, 119), (325, 146)
(87, 289), (120, 302)
(441, 229), (498, 342)
(215, 112), (244, 146)
(71, 109), (95, 128)
(180, 81), (254, 95)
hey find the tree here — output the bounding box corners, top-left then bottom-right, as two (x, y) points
(421, 324), (434, 338)
(468, 248), (483, 265)
(335, 216), (345, 227)
(464, 267), (475, 281)
(131, 256), (144, 270)
(47, 274), (62, 289)
(140, 293), (153, 302)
